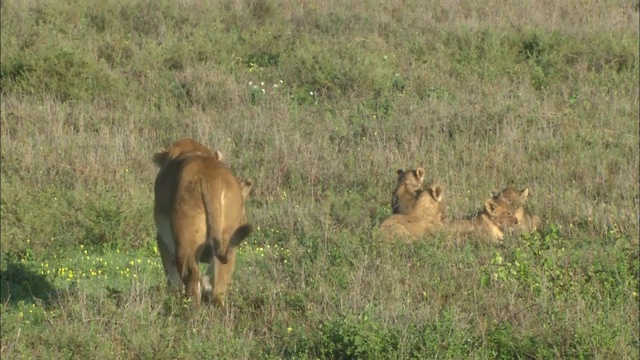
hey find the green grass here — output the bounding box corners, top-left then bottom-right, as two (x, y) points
(1, 0), (639, 358)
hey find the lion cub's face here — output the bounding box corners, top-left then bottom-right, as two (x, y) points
(484, 198), (519, 231)
(396, 168), (425, 192)
(392, 168), (426, 214)
(492, 186), (540, 232)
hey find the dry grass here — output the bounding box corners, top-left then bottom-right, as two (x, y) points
(1, 0), (638, 358)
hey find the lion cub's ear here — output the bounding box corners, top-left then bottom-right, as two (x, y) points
(415, 167), (426, 182)
(152, 149), (169, 168)
(491, 189), (500, 198)
(430, 184), (444, 202)
(239, 179), (253, 200)
(484, 198), (499, 215)
(212, 150), (224, 162)
(519, 187), (530, 202)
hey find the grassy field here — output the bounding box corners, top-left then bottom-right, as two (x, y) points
(1, 0), (639, 358)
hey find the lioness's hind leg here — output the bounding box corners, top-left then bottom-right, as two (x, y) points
(156, 231), (183, 292)
(176, 248), (202, 307)
(201, 266), (214, 304)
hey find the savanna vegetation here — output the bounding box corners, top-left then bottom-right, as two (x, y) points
(1, 0), (638, 358)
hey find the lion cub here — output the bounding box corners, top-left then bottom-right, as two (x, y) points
(448, 196), (519, 242)
(377, 183), (445, 242)
(153, 138), (253, 307)
(391, 168), (426, 214)
(491, 186), (541, 234)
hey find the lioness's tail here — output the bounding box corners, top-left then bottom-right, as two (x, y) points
(228, 224), (252, 249)
(199, 178), (226, 264)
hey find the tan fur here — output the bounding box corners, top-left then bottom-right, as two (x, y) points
(391, 168), (425, 214)
(153, 139), (252, 307)
(448, 197), (519, 242)
(491, 186), (541, 233)
(378, 184), (445, 242)
(152, 138), (222, 168)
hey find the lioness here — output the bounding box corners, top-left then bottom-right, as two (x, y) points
(491, 186), (541, 234)
(391, 168), (426, 214)
(448, 196), (519, 242)
(153, 140), (253, 307)
(377, 183), (445, 242)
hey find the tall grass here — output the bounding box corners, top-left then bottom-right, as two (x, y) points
(1, 0), (638, 358)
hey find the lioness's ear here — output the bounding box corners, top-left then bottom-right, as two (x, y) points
(491, 189), (500, 198)
(416, 168), (425, 181)
(519, 187), (530, 201)
(430, 184), (444, 202)
(484, 198), (498, 215)
(152, 150), (169, 167)
(239, 179), (253, 199)
(213, 150), (224, 162)
(396, 169), (404, 176)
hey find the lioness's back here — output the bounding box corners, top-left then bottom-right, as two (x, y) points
(172, 155), (245, 215)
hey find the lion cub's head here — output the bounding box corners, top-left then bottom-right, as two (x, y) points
(417, 182), (446, 224)
(396, 168), (425, 192)
(419, 183), (444, 210)
(484, 197), (519, 231)
(391, 167), (426, 214)
(491, 186), (529, 207)
(152, 138), (222, 168)
(492, 186), (541, 233)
